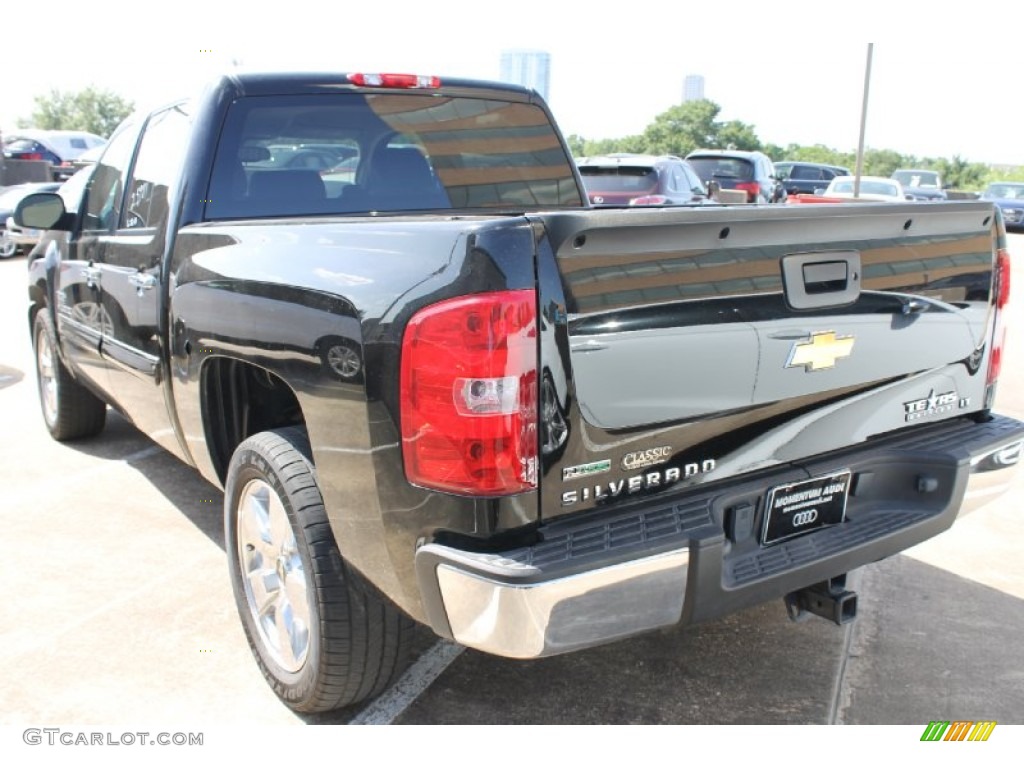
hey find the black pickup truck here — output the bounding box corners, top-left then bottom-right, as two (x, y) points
(18, 70), (1024, 714)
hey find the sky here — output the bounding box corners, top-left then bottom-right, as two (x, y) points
(4, 0), (1023, 166)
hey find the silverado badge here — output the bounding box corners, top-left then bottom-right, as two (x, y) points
(786, 331), (855, 372)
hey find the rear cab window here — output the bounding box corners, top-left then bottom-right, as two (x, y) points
(205, 93), (582, 220)
(687, 157), (754, 181)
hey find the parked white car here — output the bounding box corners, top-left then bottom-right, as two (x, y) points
(824, 175), (909, 202)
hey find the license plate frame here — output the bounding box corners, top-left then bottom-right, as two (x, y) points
(762, 470), (851, 545)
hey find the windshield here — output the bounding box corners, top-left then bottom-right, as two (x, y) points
(984, 184), (1024, 200)
(206, 92), (582, 220)
(892, 170), (940, 188)
(578, 166), (657, 194)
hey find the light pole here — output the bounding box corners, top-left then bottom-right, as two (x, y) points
(853, 43), (874, 198)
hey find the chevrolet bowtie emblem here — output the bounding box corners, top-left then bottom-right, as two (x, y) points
(786, 331), (855, 371)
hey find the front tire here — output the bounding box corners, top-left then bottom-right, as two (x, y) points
(224, 427), (414, 712)
(32, 310), (106, 440)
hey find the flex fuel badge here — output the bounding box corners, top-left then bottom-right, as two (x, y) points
(562, 460), (611, 481)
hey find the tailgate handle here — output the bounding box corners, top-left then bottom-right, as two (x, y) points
(781, 251), (861, 310)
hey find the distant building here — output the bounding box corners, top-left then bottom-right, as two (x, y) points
(683, 74), (705, 102)
(499, 49), (551, 102)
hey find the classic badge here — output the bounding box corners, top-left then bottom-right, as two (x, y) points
(786, 331), (854, 372)
(622, 446), (672, 471)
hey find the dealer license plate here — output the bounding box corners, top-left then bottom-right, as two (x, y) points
(762, 470), (851, 545)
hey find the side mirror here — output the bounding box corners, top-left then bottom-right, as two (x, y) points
(706, 179), (721, 198)
(14, 193), (71, 231)
(814, 189), (825, 197)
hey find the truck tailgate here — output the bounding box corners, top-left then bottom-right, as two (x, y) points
(533, 201), (999, 519)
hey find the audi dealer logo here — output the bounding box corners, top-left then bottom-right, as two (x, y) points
(791, 509), (819, 527)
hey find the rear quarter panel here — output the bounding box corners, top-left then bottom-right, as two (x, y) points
(167, 215), (542, 617)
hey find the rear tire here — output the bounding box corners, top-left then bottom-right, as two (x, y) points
(0, 237), (17, 259)
(225, 427), (414, 712)
(32, 310), (106, 440)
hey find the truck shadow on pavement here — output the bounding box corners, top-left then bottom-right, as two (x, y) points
(70, 409), (228, 548)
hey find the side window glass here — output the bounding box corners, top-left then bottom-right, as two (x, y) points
(687, 167), (705, 195)
(82, 123), (138, 232)
(666, 168), (680, 193)
(123, 105), (191, 230)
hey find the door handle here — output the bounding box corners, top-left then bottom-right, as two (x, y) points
(129, 272), (158, 295)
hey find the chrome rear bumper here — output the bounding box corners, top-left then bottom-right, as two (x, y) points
(418, 545), (689, 659)
(416, 417), (1024, 659)
(960, 438), (1023, 515)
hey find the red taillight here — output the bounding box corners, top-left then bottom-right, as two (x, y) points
(348, 73), (441, 89)
(988, 247), (1012, 387)
(734, 181), (759, 202)
(630, 195), (669, 206)
(995, 247), (1011, 310)
(21, 152), (44, 161)
(400, 290), (538, 496)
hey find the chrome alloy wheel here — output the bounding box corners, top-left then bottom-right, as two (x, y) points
(36, 324), (58, 426)
(236, 479), (311, 673)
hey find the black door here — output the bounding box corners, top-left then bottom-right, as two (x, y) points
(96, 104), (191, 456)
(57, 120), (141, 395)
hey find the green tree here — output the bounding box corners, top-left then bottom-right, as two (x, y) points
(982, 166), (1024, 185)
(717, 120), (762, 152)
(565, 134), (587, 158)
(773, 143), (856, 169)
(581, 135), (646, 157)
(638, 100), (722, 156)
(861, 148), (908, 178)
(18, 86), (134, 138)
(933, 155), (987, 190)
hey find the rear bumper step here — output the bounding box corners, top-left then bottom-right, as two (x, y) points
(415, 414), (1024, 658)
